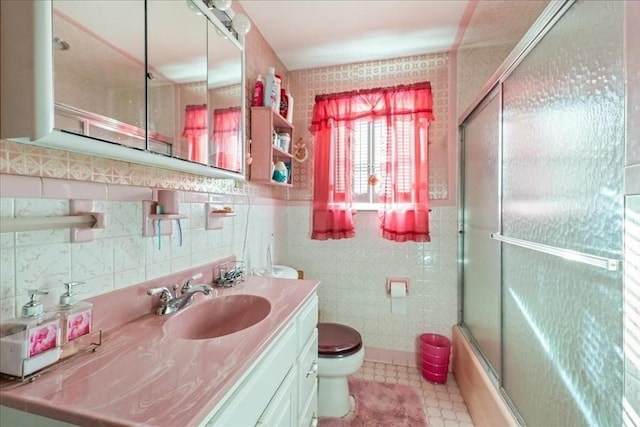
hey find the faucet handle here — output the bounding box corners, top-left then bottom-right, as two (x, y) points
(182, 273), (203, 293)
(147, 287), (173, 303)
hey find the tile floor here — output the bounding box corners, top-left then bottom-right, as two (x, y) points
(350, 360), (475, 427)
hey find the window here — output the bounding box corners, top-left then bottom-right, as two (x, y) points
(310, 82), (434, 242)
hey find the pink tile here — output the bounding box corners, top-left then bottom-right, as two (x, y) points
(42, 178), (107, 200)
(183, 191), (209, 203)
(378, 348), (394, 364)
(391, 350), (408, 366)
(107, 184), (152, 202)
(364, 346), (378, 362)
(0, 174), (42, 198)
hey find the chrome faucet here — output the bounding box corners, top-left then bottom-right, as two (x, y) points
(147, 274), (214, 315)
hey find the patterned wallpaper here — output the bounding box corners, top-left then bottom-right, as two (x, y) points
(286, 54), (451, 201)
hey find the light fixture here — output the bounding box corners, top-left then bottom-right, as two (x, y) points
(231, 13), (251, 35)
(212, 0), (232, 11)
(201, 0), (251, 38)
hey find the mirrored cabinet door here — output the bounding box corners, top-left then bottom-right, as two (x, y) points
(52, 0), (147, 149)
(207, 18), (244, 174)
(147, 0), (208, 163)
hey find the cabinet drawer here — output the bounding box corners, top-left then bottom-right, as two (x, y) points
(297, 294), (318, 348)
(299, 379), (318, 427)
(298, 328), (318, 410)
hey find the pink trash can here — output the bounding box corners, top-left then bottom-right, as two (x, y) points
(420, 333), (451, 383)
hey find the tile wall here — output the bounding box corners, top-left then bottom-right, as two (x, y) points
(0, 171), (283, 322)
(279, 203), (459, 365)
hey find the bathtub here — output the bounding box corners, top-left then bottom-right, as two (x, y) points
(452, 326), (520, 427)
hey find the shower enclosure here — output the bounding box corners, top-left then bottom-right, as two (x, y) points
(459, 1), (625, 425)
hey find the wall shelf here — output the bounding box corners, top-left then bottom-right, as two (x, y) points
(205, 203), (236, 230)
(250, 106), (294, 186)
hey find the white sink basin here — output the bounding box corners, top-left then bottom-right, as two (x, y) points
(256, 265), (299, 279)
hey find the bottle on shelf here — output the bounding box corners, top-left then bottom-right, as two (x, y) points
(0, 290), (61, 377)
(286, 92), (294, 123)
(279, 88), (288, 118)
(252, 74), (264, 107)
(274, 74), (282, 114)
(264, 67), (278, 110)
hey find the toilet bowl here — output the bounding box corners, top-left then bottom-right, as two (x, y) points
(317, 322), (365, 418)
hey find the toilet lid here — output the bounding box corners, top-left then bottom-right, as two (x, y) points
(318, 323), (362, 356)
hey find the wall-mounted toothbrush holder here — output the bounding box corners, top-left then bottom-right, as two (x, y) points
(142, 200), (187, 238)
(205, 203), (236, 230)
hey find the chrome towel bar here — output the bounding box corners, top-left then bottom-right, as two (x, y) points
(490, 233), (621, 271)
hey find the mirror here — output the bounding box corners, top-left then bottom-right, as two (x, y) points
(50, 0), (245, 176)
(207, 18), (244, 173)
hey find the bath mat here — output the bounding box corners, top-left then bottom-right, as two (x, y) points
(319, 377), (428, 427)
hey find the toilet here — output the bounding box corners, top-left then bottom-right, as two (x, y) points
(317, 322), (365, 418)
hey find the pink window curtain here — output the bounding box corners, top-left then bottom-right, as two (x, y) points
(211, 106), (241, 171)
(310, 82), (434, 242)
(379, 83), (433, 242)
(182, 104), (208, 163)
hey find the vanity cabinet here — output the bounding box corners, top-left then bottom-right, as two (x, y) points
(250, 106), (294, 186)
(204, 293), (318, 427)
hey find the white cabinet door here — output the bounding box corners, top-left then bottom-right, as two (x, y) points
(257, 366), (297, 427)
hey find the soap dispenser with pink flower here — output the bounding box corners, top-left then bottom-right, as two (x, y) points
(56, 282), (92, 357)
(0, 290), (61, 377)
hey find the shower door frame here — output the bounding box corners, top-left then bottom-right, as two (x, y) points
(455, 0), (624, 423)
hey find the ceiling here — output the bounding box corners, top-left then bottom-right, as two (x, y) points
(238, 0), (470, 71)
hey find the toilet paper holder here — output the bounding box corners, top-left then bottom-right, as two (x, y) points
(386, 277), (409, 295)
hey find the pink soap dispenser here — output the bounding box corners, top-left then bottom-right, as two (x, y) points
(56, 282), (92, 357)
(0, 290), (61, 377)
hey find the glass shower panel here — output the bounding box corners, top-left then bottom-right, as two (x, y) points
(503, 246), (622, 426)
(501, 1), (625, 260)
(500, 0), (625, 425)
(461, 93), (502, 377)
(624, 195), (640, 425)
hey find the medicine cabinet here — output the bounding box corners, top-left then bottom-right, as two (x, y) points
(0, 0), (246, 180)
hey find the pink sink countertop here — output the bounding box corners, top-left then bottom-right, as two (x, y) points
(0, 273), (319, 427)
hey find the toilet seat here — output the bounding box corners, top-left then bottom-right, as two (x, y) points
(318, 323), (362, 357)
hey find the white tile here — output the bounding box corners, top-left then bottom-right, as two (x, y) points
(15, 243), (71, 292)
(109, 201), (141, 237)
(145, 262), (172, 281)
(146, 235), (171, 264)
(0, 248), (15, 300)
(113, 236), (146, 272)
(71, 240), (114, 280)
(0, 296), (16, 322)
(114, 268), (146, 290)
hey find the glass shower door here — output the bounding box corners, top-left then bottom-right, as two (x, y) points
(460, 91), (502, 379)
(500, 1), (625, 425)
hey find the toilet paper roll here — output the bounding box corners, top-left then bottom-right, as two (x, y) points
(390, 281), (407, 297)
(390, 281), (407, 314)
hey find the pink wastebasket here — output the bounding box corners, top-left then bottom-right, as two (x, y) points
(420, 333), (451, 384)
